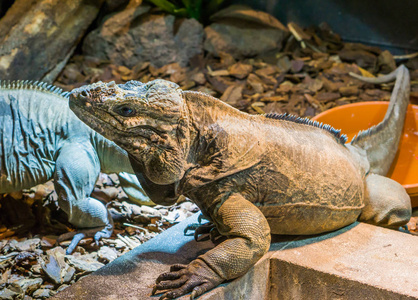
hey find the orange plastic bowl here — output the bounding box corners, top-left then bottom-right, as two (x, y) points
(312, 101), (418, 207)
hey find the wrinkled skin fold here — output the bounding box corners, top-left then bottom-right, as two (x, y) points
(69, 66), (411, 299)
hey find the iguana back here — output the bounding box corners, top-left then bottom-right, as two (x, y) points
(0, 81), (87, 191)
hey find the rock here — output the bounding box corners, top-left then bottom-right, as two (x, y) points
(15, 278), (43, 295)
(98, 246), (118, 263)
(14, 251), (38, 265)
(138, 205), (161, 216)
(0, 284), (23, 300)
(41, 254), (62, 285)
(204, 6), (288, 59)
(32, 288), (54, 299)
(65, 255), (104, 273)
(0, 0), (103, 81)
(83, 9), (204, 68)
(62, 267), (75, 284)
(56, 284), (70, 292)
(15, 238), (41, 252)
(41, 247), (67, 285)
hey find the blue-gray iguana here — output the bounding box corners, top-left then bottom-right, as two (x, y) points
(0, 80), (149, 254)
(69, 65), (411, 299)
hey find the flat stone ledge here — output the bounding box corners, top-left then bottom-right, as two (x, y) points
(269, 223), (418, 299)
(53, 215), (418, 300)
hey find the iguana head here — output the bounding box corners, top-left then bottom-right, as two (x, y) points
(69, 79), (191, 185)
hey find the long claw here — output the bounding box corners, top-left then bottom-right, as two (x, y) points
(152, 285), (158, 295)
(156, 269), (185, 283)
(170, 264), (187, 272)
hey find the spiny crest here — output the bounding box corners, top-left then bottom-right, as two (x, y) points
(350, 121), (385, 144)
(0, 80), (69, 98)
(265, 112), (348, 144)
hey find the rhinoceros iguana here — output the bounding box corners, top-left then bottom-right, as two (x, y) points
(69, 65), (411, 299)
(0, 80), (150, 254)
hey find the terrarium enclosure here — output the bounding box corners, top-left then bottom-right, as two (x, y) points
(0, 0), (417, 298)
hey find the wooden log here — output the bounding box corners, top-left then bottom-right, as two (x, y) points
(0, 0), (104, 82)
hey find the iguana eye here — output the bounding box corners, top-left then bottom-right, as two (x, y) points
(115, 105), (136, 117)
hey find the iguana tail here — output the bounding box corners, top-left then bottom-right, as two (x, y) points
(349, 65), (410, 175)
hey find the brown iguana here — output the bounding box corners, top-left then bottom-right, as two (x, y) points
(69, 65), (411, 299)
(0, 81), (149, 254)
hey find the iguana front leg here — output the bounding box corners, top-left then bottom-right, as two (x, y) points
(54, 143), (112, 254)
(153, 194), (271, 299)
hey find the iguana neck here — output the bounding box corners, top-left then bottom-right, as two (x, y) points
(91, 132), (134, 174)
(183, 91), (247, 164)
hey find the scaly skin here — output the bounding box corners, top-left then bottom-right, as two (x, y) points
(69, 65), (411, 299)
(0, 81), (149, 254)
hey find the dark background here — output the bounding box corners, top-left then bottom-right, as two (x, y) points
(232, 0), (418, 54)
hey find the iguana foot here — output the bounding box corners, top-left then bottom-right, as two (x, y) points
(152, 259), (223, 299)
(63, 223), (113, 254)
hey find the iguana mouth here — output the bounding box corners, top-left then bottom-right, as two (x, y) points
(70, 101), (111, 133)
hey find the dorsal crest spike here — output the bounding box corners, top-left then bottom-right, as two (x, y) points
(0, 80), (69, 98)
(264, 112), (348, 144)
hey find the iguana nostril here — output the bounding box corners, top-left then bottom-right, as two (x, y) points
(81, 90), (88, 97)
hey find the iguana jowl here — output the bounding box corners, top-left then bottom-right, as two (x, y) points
(0, 81), (148, 254)
(69, 65), (411, 299)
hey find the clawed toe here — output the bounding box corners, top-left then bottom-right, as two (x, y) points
(63, 225), (113, 254)
(152, 261), (219, 300)
(184, 222), (218, 242)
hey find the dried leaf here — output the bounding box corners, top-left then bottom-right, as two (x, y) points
(228, 62), (253, 79)
(208, 69), (230, 77)
(251, 102), (265, 114)
(358, 67), (375, 78)
(315, 92), (341, 102)
(290, 59), (304, 73)
(220, 84), (244, 106)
